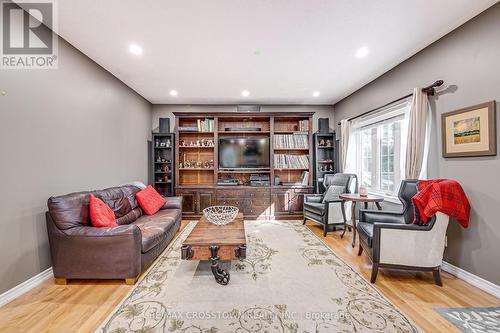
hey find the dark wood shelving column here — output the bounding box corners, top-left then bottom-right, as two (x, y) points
(313, 132), (336, 194)
(151, 132), (175, 197)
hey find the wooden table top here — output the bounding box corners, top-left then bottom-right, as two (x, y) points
(339, 193), (384, 202)
(183, 213), (246, 247)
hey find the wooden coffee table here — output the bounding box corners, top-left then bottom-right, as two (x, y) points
(181, 213), (246, 285)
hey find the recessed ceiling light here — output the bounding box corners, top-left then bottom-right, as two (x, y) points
(313, 91), (320, 97)
(129, 43), (143, 55)
(241, 90), (250, 97)
(169, 90), (178, 96)
(355, 47), (369, 58)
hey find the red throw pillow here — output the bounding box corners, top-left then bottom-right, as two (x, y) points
(136, 185), (166, 215)
(89, 194), (117, 227)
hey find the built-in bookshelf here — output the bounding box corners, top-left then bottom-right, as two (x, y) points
(272, 116), (312, 186)
(174, 112), (314, 219)
(174, 112), (313, 188)
(152, 133), (175, 196)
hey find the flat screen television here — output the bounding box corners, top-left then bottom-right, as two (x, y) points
(219, 137), (270, 169)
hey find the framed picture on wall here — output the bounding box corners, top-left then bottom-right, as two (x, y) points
(442, 101), (496, 157)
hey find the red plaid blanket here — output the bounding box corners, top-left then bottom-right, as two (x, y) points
(412, 179), (470, 228)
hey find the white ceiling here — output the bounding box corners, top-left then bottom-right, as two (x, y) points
(37, 0), (500, 104)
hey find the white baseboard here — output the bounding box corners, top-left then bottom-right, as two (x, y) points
(0, 267), (53, 308)
(442, 261), (500, 299)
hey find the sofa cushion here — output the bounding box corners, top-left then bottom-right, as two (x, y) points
(136, 185), (166, 215)
(121, 185), (142, 210)
(48, 191), (91, 229)
(93, 187), (131, 218)
(132, 209), (180, 253)
(116, 207), (143, 225)
(303, 201), (325, 215)
(89, 194), (117, 227)
(322, 185), (345, 203)
(357, 221), (374, 248)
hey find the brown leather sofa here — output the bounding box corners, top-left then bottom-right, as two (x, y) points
(45, 184), (182, 284)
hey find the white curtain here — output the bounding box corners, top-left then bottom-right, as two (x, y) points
(405, 88), (430, 179)
(339, 119), (351, 172)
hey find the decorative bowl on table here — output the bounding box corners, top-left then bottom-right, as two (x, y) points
(203, 206), (239, 225)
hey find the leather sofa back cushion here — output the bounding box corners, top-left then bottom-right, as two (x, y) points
(121, 185), (141, 210)
(48, 191), (91, 229)
(89, 194), (117, 227)
(93, 187), (131, 218)
(116, 207), (143, 225)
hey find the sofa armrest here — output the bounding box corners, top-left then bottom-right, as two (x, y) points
(46, 212), (142, 279)
(304, 194), (323, 203)
(359, 209), (405, 224)
(161, 196), (182, 210)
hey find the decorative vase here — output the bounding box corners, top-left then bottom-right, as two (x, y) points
(359, 186), (368, 197)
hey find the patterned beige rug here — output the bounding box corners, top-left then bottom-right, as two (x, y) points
(97, 220), (421, 333)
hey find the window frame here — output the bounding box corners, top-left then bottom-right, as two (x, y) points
(350, 99), (411, 202)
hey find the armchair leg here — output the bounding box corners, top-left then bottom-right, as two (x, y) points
(302, 218), (306, 225)
(357, 244), (363, 256)
(323, 223), (327, 237)
(433, 268), (443, 287)
(370, 263), (379, 283)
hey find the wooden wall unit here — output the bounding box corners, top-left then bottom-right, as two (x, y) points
(174, 112), (314, 219)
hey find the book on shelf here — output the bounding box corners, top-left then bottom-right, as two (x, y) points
(274, 154), (309, 169)
(274, 134), (308, 149)
(196, 118), (214, 132)
(300, 171), (309, 185)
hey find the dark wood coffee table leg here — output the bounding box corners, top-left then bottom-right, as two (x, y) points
(209, 245), (230, 285)
(375, 202), (382, 210)
(351, 202), (357, 248)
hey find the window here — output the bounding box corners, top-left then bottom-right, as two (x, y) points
(349, 99), (410, 198)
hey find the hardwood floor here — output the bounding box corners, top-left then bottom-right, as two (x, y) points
(0, 220), (498, 333)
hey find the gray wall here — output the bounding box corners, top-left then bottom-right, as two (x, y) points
(152, 105), (335, 133)
(334, 3), (500, 284)
(0, 38), (152, 293)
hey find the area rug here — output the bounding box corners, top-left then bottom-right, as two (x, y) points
(97, 220), (421, 333)
(435, 306), (500, 333)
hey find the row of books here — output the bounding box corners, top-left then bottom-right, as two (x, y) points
(197, 118), (214, 132)
(274, 134), (309, 149)
(274, 154), (309, 169)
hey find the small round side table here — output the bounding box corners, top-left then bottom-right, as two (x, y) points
(339, 193), (384, 248)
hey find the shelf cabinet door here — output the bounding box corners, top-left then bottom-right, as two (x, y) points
(177, 190), (197, 215)
(198, 191), (215, 213)
(290, 189), (310, 215)
(273, 190), (291, 216)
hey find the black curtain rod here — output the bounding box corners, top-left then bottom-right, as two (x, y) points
(337, 80), (444, 125)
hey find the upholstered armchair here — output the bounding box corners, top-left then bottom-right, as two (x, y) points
(357, 179), (450, 285)
(303, 173), (358, 236)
